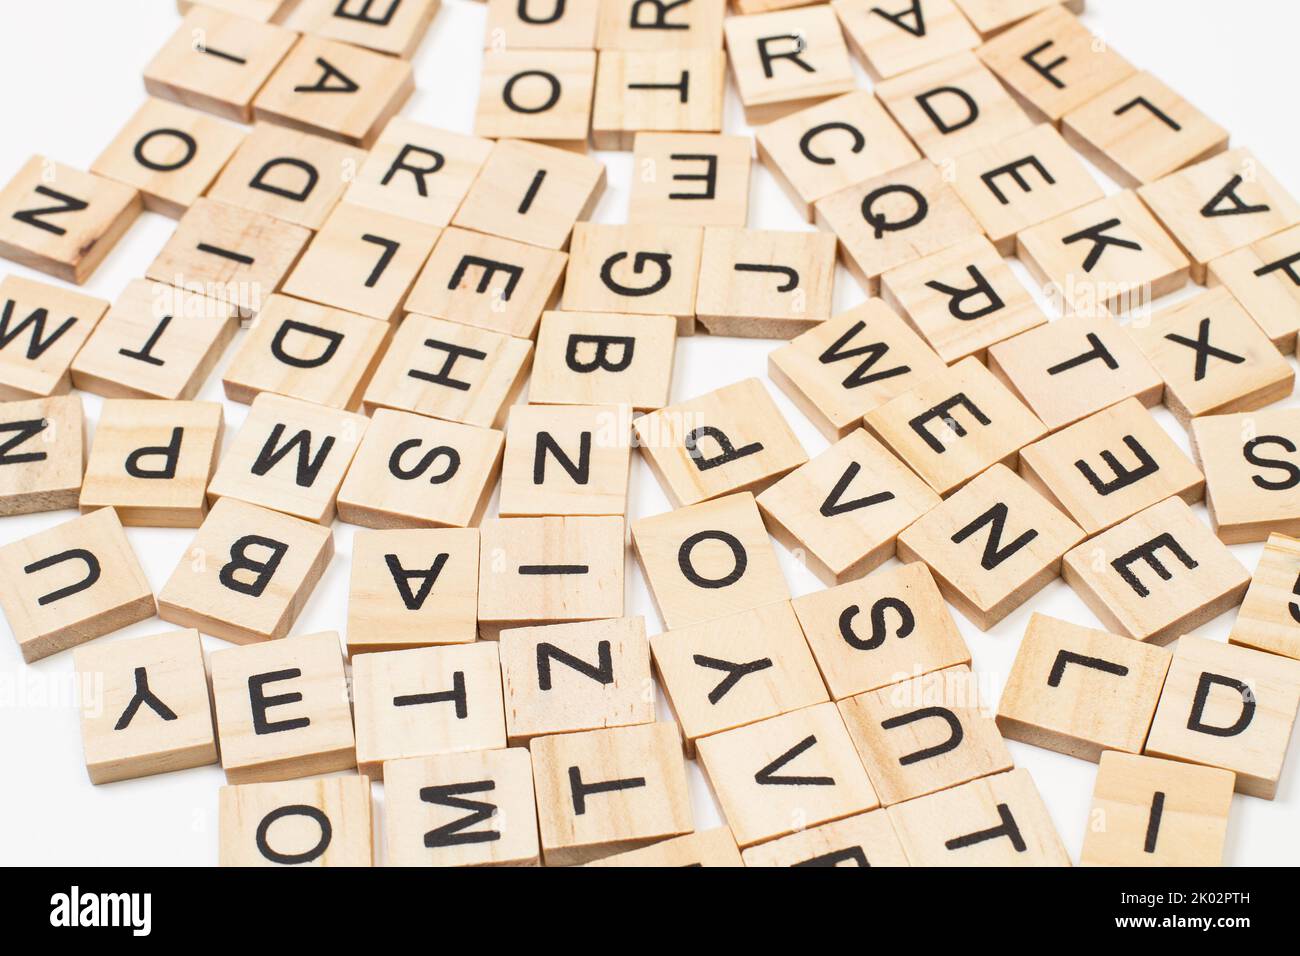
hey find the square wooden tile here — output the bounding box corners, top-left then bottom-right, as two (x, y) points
(207, 392), (367, 524)
(0, 508), (153, 663)
(632, 377), (806, 507)
(954, 0), (1082, 38)
(500, 616), (654, 745)
(1229, 533), (1300, 661)
(627, 133), (751, 227)
(1062, 496), (1250, 646)
(0, 394), (83, 517)
(741, 809), (909, 867)
(475, 49), (597, 148)
(92, 98), (246, 218)
(757, 428), (941, 585)
(69, 280), (238, 402)
(353, 643), (506, 778)
(1207, 223), (1300, 352)
(1145, 635), (1300, 799)
(210, 630), (356, 783)
(755, 90), (921, 222)
(0, 157), (140, 285)
(157, 497), (333, 644)
(996, 612), (1171, 761)
(362, 313), (532, 428)
(881, 234), (1046, 363)
(0, 276), (108, 400)
(80, 399), (224, 528)
(586, 828), (743, 867)
(1192, 408), (1300, 544)
(592, 50), (728, 150)
(697, 702), (879, 847)
(222, 295), (390, 410)
(768, 299), (947, 441)
(346, 527), (479, 655)
(385, 748), (538, 866)
(840, 664), (1013, 805)
(897, 462), (1083, 630)
(1080, 752), (1234, 867)
(596, 0), (724, 49)
(1020, 398), (1203, 536)
(791, 561), (970, 700)
(531, 721), (693, 865)
(287, 0), (439, 57)
(834, 0), (981, 80)
(631, 492), (788, 630)
(529, 310), (677, 412)
(487, 0), (598, 49)
(500, 404), (631, 517)
(219, 775), (372, 866)
(864, 355), (1047, 497)
(336, 408), (503, 529)
(694, 226), (836, 338)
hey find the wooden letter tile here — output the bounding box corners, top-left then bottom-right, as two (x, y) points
(1207, 223), (1300, 352)
(486, 0), (599, 50)
(834, 0), (981, 80)
(500, 404), (631, 517)
(220, 775), (372, 866)
(741, 810), (909, 867)
(953, 0), (1083, 39)
(475, 50), (597, 149)
(1192, 408), (1300, 544)
(592, 50), (727, 150)
(529, 310), (677, 411)
(586, 828), (743, 867)
(0, 276), (108, 400)
(596, 0), (724, 49)
(1229, 533), (1300, 662)
(286, 0), (440, 58)
(628, 133), (750, 227)
(0, 395), (83, 517)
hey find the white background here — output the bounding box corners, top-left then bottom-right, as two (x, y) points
(1, 0), (1298, 866)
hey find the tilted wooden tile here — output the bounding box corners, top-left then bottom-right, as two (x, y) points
(210, 630), (356, 784)
(452, 139), (605, 251)
(881, 235), (1046, 363)
(1129, 288), (1294, 425)
(758, 428), (941, 585)
(954, 0), (1083, 39)
(733, 0), (836, 10)
(353, 643), (506, 778)
(791, 561), (970, 700)
(1208, 222), (1300, 352)
(92, 98), (246, 218)
(976, 5), (1134, 125)
(633, 377), (806, 507)
(1192, 408), (1300, 544)
(69, 280), (238, 402)
(694, 227), (836, 338)
(485, 0), (599, 50)
(632, 492), (788, 630)
(475, 49), (597, 148)
(177, 0), (299, 22)
(0, 158), (140, 285)
(477, 515), (625, 639)
(281, 204), (440, 322)
(1229, 533), (1300, 662)
(207, 392), (367, 524)
(145, 198), (312, 319)
(723, 5), (856, 124)
(874, 51), (1034, 164)
(385, 748), (539, 866)
(501, 616), (654, 744)
(696, 702), (879, 847)
(0, 508), (153, 663)
(344, 119), (493, 229)
(834, 0), (981, 80)
(996, 613), (1171, 762)
(1145, 635), (1300, 799)
(346, 527), (479, 655)
(219, 775), (372, 866)
(897, 462), (1083, 630)
(0, 277), (108, 400)
(80, 400), (223, 528)
(1062, 496), (1249, 646)
(592, 50), (728, 150)
(649, 601), (829, 751)
(529, 310), (677, 411)
(1062, 71), (1229, 190)
(887, 768), (1069, 865)
(253, 35), (414, 147)
(144, 6), (297, 123)
(500, 404), (631, 517)
(531, 721), (692, 865)
(336, 408), (503, 529)
(222, 295), (390, 410)
(75, 628), (217, 784)
(816, 159), (986, 295)
(561, 223), (704, 334)
(1138, 148), (1300, 284)
(768, 300), (948, 441)
(158, 497), (333, 644)
(949, 123), (1104, 254)
(1019, 399), (1203, 536)
(0, 395), (83, 517)
(1081, 752), (1234, 867)
(627, 133), (750, 228)
(865, 355), (1047, 497)
(840, 664), (1013, 805)
(596, 0), (724, 49)
(755, 90), (921, 222)
(586, 828), (743, 867)
(405, 227), (567, 340)
(287, 0), (440, 57)
(362, 313), (532, 428)
(987, 312), (1162, 432)
(741, 809), (909, 866)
